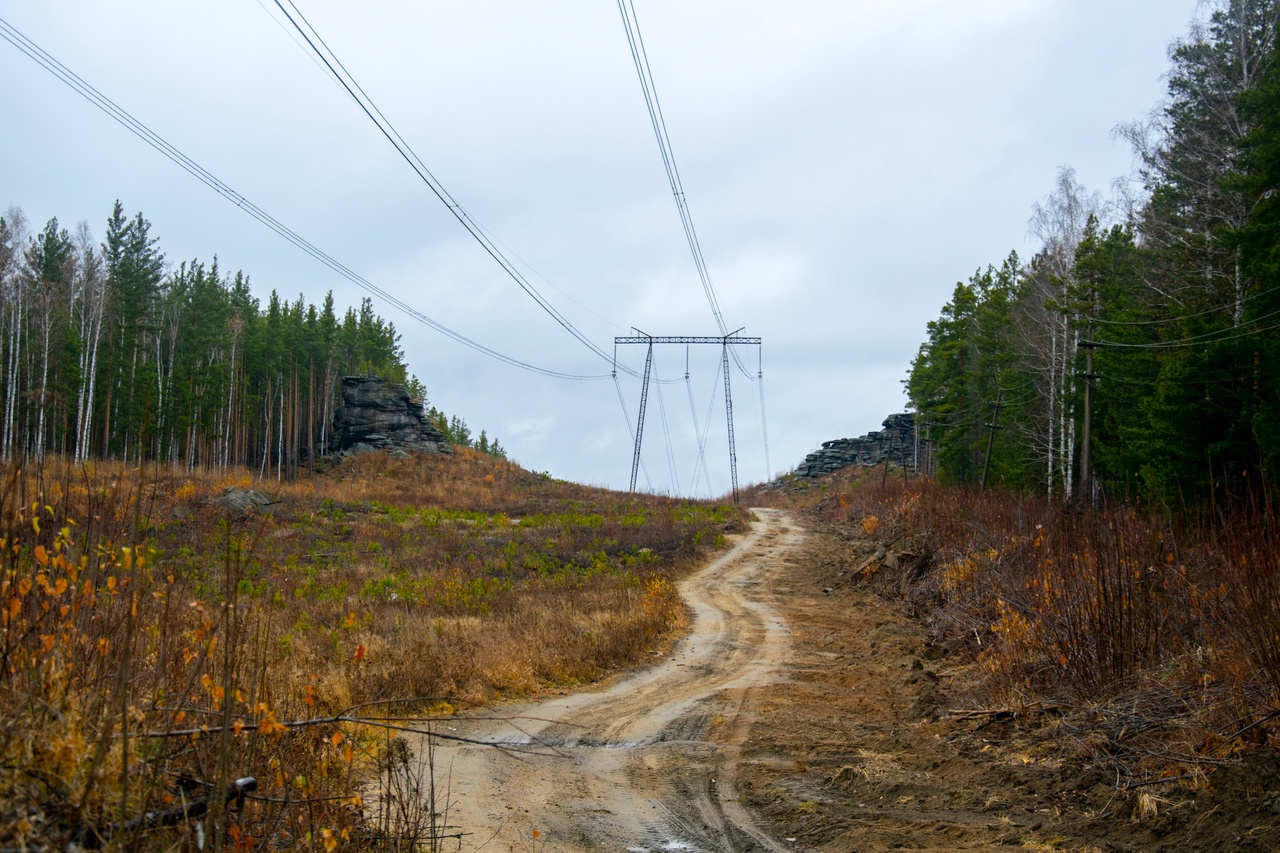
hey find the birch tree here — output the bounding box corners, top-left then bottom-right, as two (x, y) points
(1023, 167), (1103, 499)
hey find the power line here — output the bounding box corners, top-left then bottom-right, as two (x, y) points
(268, 1), (636, 377)
(652, 365), (680, 494)
(689, 352), (723, 497)
(614, 0), (723, 330)
(1088, 315), (1280, 349)
(0, 15), (608, 382)
(612, 372), (654, 491)
(684, 351), (712, 496)
(757, 350), (771, 479)
(1086, 282), (1280, 326)
(614, 0), (757, 384)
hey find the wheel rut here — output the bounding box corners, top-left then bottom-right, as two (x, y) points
(434, 508), (802, 852)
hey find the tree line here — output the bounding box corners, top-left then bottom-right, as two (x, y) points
(908, 0), (1280, 505)
(0, 200), (503, 476)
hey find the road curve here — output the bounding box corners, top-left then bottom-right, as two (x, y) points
(433, 507), (803, 852)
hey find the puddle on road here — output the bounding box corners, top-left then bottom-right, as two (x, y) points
(626, 842), (699, 853)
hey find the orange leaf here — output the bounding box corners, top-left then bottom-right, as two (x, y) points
(233, 719), (245, 736)
(34, 545), (48, 566)
(352, 644), (366, 663)
(41, 635), (56, 654)
(330, 732), (344, 747)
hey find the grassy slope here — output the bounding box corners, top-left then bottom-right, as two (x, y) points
(0, 450), (746, 850)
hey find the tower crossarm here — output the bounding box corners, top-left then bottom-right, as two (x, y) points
(614, 335), (761, 346)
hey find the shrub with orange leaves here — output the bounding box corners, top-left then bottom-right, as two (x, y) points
(0, 453), (744, 851)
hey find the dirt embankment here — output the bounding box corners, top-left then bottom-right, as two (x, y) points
(732, 514), (1280, 853)
(432, 509), (1280, 852)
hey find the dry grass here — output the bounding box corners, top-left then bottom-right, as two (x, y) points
(752, 469), (1280, 783)
(0, 451), (745, 851)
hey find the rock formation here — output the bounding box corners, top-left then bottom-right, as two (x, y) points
(329, 376), (451, 456)
(794, 413), (916, 478)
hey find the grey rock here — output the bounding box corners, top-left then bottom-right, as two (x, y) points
(792, 412), (917, 479)
(329, 376), (452, 457)
(215, 487), (274, 519)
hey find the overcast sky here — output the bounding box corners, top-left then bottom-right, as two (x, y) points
(1, 1), (1202, 494)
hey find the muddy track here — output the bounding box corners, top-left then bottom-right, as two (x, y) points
(435, 507), (802, 852)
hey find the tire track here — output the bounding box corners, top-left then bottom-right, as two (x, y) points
(433, 508), (802, 852)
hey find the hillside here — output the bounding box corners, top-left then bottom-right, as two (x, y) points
(0, 451), (746, 850)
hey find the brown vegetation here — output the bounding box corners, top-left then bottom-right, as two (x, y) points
(0, 450), (745, 851)
(753, 469), (1280, 790)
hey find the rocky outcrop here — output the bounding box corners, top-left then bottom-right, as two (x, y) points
(329, 376), (451, 456)
(794, 413), (916, 478)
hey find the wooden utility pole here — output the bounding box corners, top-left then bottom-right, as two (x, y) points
(980, 391), (1003, 491)
(1078, 334), (1098, 504)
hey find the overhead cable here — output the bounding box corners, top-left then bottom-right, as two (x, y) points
(757, 349), (771, 479)
(614, 0), (757, 383)
(684, 365), (711, 496)
(1086, 282), (1280, 326)
(0, 15), (607, 381)
(689, 353), (723, 496)
(613, 372), (654, 491)
(1089, 313), (1280, 349)
(652, 365), (681, 494)
(268, 1), (636, 377)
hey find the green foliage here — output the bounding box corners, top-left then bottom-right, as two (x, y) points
(908, 253), (1036, 488)
(908, 2), (1280, 504)
(0, 201), (503, 470)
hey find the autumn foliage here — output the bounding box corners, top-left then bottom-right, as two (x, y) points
(758, 469), (1280, 783)
(0, 451), (744, 850)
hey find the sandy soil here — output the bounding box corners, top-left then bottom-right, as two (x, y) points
(436, 507), (801, 852)
(432, 508), (1280, 852)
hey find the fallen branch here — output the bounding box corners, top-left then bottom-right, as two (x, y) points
(1123, 772), (1197, 791)
(77, 777), (257, 848)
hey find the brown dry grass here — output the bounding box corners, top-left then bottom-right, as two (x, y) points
(0, 451), (745, 851)
(751, 469), (1280, 787)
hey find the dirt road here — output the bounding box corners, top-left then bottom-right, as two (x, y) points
(437, 507), (802, 852)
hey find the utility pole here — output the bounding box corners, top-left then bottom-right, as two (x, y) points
(1078, 334), (1098, 505)
(980, 391), (1003, 491)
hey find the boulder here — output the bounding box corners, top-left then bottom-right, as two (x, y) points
(214, 487), (274, 520)
(329, 376), (451, 456)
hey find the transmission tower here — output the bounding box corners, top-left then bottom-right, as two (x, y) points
(615, 330), (761, 503)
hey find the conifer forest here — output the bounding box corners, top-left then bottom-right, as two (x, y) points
(0, 200), (497, 475)
(907, 2), (1280, 506)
